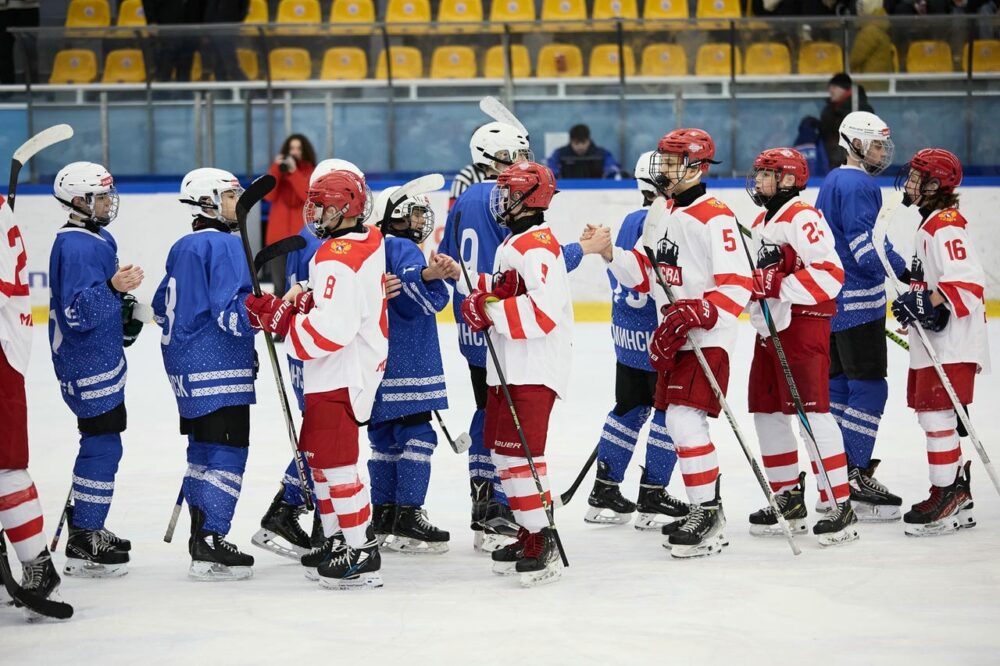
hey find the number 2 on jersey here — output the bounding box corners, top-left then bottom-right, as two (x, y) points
(803, 222), (824, 244)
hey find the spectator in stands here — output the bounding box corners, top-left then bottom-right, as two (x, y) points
(752, 0), (852, 15)
(202, 0), (248, 81)
(0, 0), (39, 84)
(849, 0), (894, 83)
(819, 73), (874, 169)
(547, 124), (621, 179)
(143, 0), (203, 82)
(264, 134), (316, 298)
(888, 0), (996, 13)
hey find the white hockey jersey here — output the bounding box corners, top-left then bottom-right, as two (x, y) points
(748, 198), (845, 338)
(906, 208), (990, 373)
(287, 226), (389, 421)
(0, 197), (32, 376)
(607, 193), (752, 353)
(466, 224), (574, 398)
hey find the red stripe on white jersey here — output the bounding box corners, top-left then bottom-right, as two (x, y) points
(704, 290), (745, 318)
(504, 297), (526, 339)
(303, 317), (343, 353)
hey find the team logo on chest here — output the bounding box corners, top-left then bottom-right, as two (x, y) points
(330, 240), (352, 254)
(532, 230), (553, 245)
(655, 230), (682, 285)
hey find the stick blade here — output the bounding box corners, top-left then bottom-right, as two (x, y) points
(479, 96), (528, 135)
(254, 235), (307, 272)
(451, 432), (472, 454)
(13, 124), (74, 165)
(237, 174), (276, 220)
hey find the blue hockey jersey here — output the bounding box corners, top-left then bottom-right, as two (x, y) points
(438, 181), (584, 367)
(609, 209), (656, 371)
(48, 226), (127, 418)
(370, 236), (449, 424)
(152, 228), (257, 419)
(284, 227), (323, 412)
(815, 166), (906, 332)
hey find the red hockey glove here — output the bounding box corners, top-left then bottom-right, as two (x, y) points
(751, 265), (784, 301)
(245, 293), (295, 336)
(292, 290), (314, 314)
(461, 290), (495, 332)
(649, 321), (686, 373)
(492, 269), (527, 300)
(660, 298), (719, 339)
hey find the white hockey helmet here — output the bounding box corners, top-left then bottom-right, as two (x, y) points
(312, 158), (372, 221)
(839, 111), (893, 176)
(469, 122), (532, 172)
(179, 168), (244, 223)
(373, 186), (434, 244)
(634, 151), (656, 195)
(53, 161), (119, 226)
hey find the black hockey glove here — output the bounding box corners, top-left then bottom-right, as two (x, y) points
(121, 294), (144, 347)
(891, 289), (950, 332)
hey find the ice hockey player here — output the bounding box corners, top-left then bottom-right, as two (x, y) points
(460, 161), (572, 587)
(439, 122), (603, 551)
(584, 151), (687, 530)
(815, 111), (909, 521)
(367, 185), (460, 553)
(252, 158), (371, 561)
(48, 162), (141, 577)
(603, 129), (752, 558)
(152, 168), (257, 581)
(0, 195), (72, 618)
(744, 147), (858, 546)
(891, 148), (985, 537)
(245, 169), (388, 590)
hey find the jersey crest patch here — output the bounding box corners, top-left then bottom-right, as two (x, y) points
(655, 231), (682, 285)
(329, 240), (352, 254)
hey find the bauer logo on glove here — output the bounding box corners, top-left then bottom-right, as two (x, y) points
(245, 293), (295, 336)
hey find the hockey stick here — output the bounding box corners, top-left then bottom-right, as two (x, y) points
(236, 175), (313, 511)
(7, 124), (74, 212)
(48, 486), (73, 551)
(479, 96), (528, 135)
(734, 220), (841, 512)
(872, 196), (1000, 499)
(373, 173), (446, 228)
(454, 212), (569, 567)
(254, 235), (307, 274)
(553, 445), (598, 508)
(640, 207), (801, 556)
(0, 530), (73, 620)
(434, 410), (472, 454)
(163, 487), (185, 543)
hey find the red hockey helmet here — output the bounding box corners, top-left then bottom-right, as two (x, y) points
(304, 170), (368, 237)
(896, 148), (962, 207)
(747, 147), (809, 205)
(490, 161), (557, 225)
(656, 128), (717, 173)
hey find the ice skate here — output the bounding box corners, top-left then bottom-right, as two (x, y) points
(516, 528), (561, 588)
(20, 550), (68, 622)
(484, 499), (520, 537)
(748, 472), (808, 537)
(388, 506), (450, 554)
(634, 469), (688, 531)
(904, 468), (966, 537)
(584, 461), (636, 526)
(317, 525), (383, 590)
(301, 531), (345, 581)
(251, 489), (312, 560)
(64, 506), (129, 578)
(849, 459), (902, 522)
(955, 461), (976, 530)
(188, 509), (254, 581)
(667, 480), (726, 559)
(96, 528), (131, 553)
(813, 500), (860, 546)
(491, 527), (530, 576)
(471, 479), (510, 552)
(371, 503), (396, 548)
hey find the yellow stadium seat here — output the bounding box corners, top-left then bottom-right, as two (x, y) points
(238, 48), (261, 79)
(695, 43), (741, 75)
(320, 47), (368, 80)
(430, 46), (477, 78)
(593, 0), (639, 20)
(890, 43), (899, 72)
(269, 48), (312, 81)
(696, 0), (741, 19)
(386, 0), (431, 33)
(644, 0), (689, 20)
(245, 0), (268, 22)
(965, 39), (1000, 73)
(906, 40), (953, 73)
(116, 0), (146, 26)
(589, 44), (635, 77)
(536, 44), (584, 77)
(49, 49), (98, 84)
(376, 46), (424, 79)
(277, 0), (321, 22)
(541, 0), (587, 27)
(744, 42), (790, 75)
(66, 0), (111, 27)
(330, 0), (375, 22)
(640, 43), (687, 76)
(190, 51), (203, 80)
(797, 41), (843, 75)
(484, 44), (531, 78)
(490, 0), (536, 24)
(102, 49), (146, 83)
(438, 0), (483, 27)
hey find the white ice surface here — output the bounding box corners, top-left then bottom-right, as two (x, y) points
(4, 322), (1000, 665)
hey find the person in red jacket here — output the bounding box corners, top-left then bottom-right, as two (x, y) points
(265, 134), (317, 296)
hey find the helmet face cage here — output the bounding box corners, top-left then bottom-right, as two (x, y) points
(208, 184), (245, 224)
(490, 147), (534, 171)
(845, 134), (894, 176)
(650, 150), (698, 194)
(385, 197), (434, 243)
(88, 186), (120, 226)
(746, 166), (780, 207)
(304, 201), (350, 239)
(489, 184), (512, 224)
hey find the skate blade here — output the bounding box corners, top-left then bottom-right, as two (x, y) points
(63, 558), (128, 578)
(583, 506), (632, 526)
(749, 518), (807, 537)
(634, 512), (687, 531)
(817, 527), (860, 546)
(188, 561), (253, 581)
(251, 528), (310, 561)
(904, 517), (961, 537)
(303, 567), (319, 581)
(519, 564), (562, 588)
(375, 533), (395, 548)
(851, 501), (901, 523)
(387, 537), (449, 555)
(319, 572), (383, 590)
(958, 501), (976, 529)
(474, 531), (511, 553)
(492, 560), (520, 576)
(669, 533), (726, 559)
